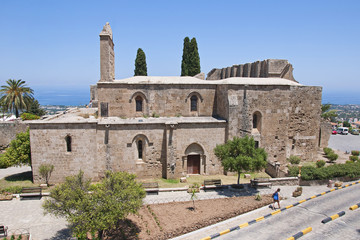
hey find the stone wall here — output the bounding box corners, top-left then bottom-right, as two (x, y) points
(319, 120), (331, 148)
(0, 121), (28, 148)
(206, 59), (296, 82)
(224, 85), (322, 166)
(30, 123), (98, 183)
(265, 162), (288, 178)
(97, 83), (217, 118)
(30, 120), (226, 183)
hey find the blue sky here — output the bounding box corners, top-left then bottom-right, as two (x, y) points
(0, 0), (359, 105)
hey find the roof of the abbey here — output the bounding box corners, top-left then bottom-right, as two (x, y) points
(99, 76), (302, 86)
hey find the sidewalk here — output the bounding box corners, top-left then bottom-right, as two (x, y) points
(0, 166), (345, 240)
(170, 184), (339, 240)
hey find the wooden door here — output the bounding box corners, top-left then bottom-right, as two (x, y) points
(187, 155), (200, 174)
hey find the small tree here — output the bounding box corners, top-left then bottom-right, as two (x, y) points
(134, 48), (147, 76)
(214, 136), (267, 184)
(287, 155), (301, 165)
(0, 129), (31, 167)
(321, 104), (337, 121)
(188, 183), (199, 211)
(25, 98), (46, 116)
(181, 37), (190, 76)
(39, 164), (54, 186)
(188, 38), (200, 76)
(43, 170), (145, 239)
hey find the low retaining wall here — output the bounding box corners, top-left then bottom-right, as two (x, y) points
(0, 121), (28, 147)
(300, 177), (359, 186)
(269, 177), (298, 186)
(265, 162), (287, 178)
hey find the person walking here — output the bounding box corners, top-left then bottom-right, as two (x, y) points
(272, 188), (281, 209)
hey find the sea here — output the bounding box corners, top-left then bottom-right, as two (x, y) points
(34, 87), (90, 106)
(33, 87), (360, 106)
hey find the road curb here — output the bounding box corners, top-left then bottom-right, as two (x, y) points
(199, 180), (360, 240)
(286, 227), (312, 240)
(321, 211), (345, 224)
(349, 202), (360, 210)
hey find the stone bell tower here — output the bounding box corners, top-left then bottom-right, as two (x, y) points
(99, 22), (115, 82)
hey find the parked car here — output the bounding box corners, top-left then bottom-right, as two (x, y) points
(351, 129), (359, 135)
(332, 130), (337, 135)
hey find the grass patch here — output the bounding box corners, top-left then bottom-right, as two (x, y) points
(302, 162), (316, 167)
(161, 178), (179, 184)
(0, 171), (36, 191)
(139, 171), (270, 188)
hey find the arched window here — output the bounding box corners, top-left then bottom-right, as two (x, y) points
(135, 96), (143, 112)
(190, 95), (198, 111)
(65, 135), (72, 152)
(137, 140), (143, 159)
(252, 111), (262, 132)
(253, 114), (258, 129)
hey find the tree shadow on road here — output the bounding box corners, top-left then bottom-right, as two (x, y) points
(50, 227), (72, 240)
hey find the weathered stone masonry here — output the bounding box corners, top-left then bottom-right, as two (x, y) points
(29, 22), (327, 183)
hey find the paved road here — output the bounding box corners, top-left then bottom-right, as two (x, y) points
(214, 184), (360, 240)
(328, 134), (360, 152)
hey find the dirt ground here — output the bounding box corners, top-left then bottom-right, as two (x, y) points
(105, 195), (272, 240)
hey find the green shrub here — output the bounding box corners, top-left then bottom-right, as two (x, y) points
(346, 160), (353, 164)
(288, 162), (360, 180)
(39, 164), (54, 185)
(323, 147), (333, 155)
(288, 166), (299, 177)
(351, 150), (360, 156)
(20, 112), (40, 120)
(288, 155), (301, 165)
(0, 154), (8, 168)
(316, 160), (326, 168)
(349, 156), (359, 162)
(0, 186), (23, 194)
(327, 152), (338, 162)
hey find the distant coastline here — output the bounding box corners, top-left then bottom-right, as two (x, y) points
(33, 87), (359, 106)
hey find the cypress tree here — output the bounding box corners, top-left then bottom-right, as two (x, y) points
(181, 37), (190, 76)
(188, 38), (200, 76)
(134, 48), (147, 76)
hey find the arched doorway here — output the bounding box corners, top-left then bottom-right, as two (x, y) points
(185, 143), (204, 174)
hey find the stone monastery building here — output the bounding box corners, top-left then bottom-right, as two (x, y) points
(29, 23), (327, 183)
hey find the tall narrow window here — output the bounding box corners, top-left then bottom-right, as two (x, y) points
(137, 140), (143, 159)
(190, 95), (198, 111)
(135, 96), (143, 112)
(252, 111), (262, 132)
(65, 135), (72, 152)
(253, 114), (258, 129)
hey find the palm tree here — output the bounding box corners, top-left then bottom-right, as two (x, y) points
(0, 79), (34, 118)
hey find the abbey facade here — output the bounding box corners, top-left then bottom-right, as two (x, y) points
(29, 23), (326, 183)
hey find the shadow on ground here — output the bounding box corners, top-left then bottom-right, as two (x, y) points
(50, 227), (72, 240)
(106, 219), (141, 240)
(205, 183), (262, 198)
(4, 171), (33, 181)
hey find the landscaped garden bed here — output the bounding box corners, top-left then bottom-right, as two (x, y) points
(104, 195), (272, 240)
